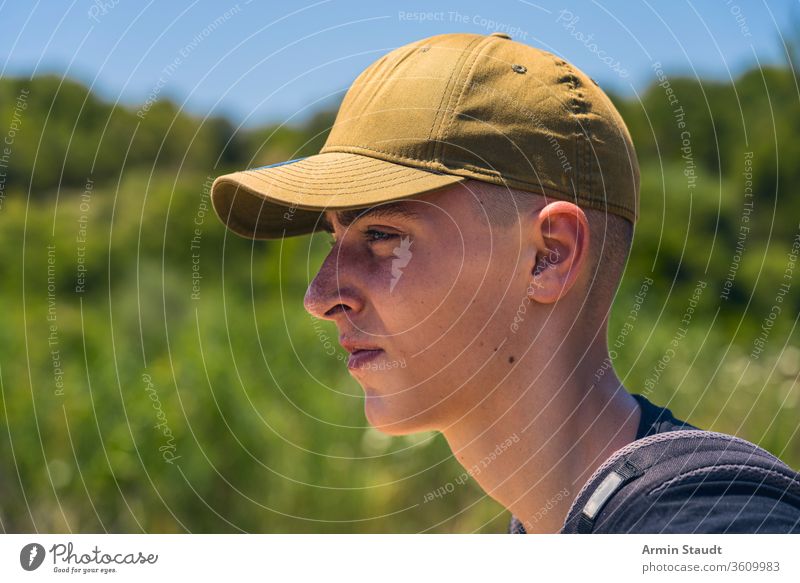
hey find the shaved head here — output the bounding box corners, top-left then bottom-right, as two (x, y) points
(462, 179), (634, 322)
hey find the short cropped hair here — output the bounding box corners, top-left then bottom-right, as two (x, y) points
(464, 180), (634, 321)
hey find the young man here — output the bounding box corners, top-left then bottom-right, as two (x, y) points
(211, 32), (800, 533)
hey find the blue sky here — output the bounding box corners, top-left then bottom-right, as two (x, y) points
(1, 1), (796, 128)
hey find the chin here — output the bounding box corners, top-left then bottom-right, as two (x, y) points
(363, 393), (434, 436)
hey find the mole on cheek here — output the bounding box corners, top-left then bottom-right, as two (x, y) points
(508, 356), (515, 364)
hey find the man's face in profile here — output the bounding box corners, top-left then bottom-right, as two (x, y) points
(303, 182), (538, 436)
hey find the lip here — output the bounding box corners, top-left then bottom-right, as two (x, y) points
(339, 336), (381, 354)
(346, 348), (385, 371)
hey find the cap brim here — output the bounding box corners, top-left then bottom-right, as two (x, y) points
(211, 152), (466, 240)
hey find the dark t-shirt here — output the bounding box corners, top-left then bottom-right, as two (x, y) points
(507, 393), (800, 533)
(629, 392), (698, 438)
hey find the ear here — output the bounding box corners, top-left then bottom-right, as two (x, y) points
(526, 201), (590, 304)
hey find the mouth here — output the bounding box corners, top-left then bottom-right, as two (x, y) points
(346, 348), (385, 371)
(339, 337), (384, 371)
(339, 336), (384, 371)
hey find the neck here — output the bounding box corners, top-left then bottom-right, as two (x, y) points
(440, 344), (641, 534)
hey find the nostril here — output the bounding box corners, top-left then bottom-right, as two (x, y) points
(325, 304), (349, 317)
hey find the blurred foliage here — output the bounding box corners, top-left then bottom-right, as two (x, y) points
(0, 63), (799, 533)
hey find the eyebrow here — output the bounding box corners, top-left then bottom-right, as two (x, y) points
(320, 201), (421, 233)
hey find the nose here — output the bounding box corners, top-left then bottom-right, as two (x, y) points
(303, 248), (364, 321)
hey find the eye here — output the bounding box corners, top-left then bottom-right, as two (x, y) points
(364, 229), (399, 243)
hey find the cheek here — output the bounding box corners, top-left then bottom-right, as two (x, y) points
(388, 250), (495, 351)
(375, 238), (521, 355)
(396, 242), (469, 298)
(425, 255), (528, 353)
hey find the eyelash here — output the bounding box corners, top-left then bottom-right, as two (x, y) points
(364, 229), (398, 243)
(327, 229), (399, 247)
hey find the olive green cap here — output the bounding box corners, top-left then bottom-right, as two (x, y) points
(211, 31), (639, 239)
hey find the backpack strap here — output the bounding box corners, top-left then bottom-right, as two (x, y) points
(561, 430), (800, 533)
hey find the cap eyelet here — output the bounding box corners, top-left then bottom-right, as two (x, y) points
(511, 64), (527, 74)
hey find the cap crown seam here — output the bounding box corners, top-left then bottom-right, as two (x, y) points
(435, 35), (502, 164)
(425, 36), (487, 162)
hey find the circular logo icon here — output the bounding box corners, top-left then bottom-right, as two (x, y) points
(20, 543), (46, 571)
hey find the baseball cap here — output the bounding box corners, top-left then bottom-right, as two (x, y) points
(211, 31), (639, 240)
